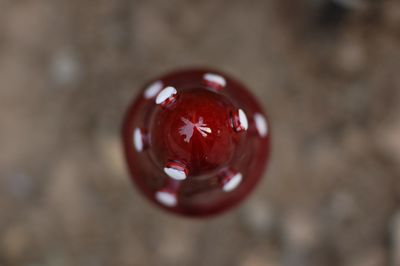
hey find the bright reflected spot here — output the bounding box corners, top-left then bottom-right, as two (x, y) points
(155, 86), (177, 105)
(134, 128), (143, 152)
(144, 81), (163, 99)
(203, 73), (226, 88)
(238, 109), (248, 130)
(254, 113), (268, 137)
(155, 191), (177, 207)
(223, 173), (243, 192)
(164, 167), (187, 180)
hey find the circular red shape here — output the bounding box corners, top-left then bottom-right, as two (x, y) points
(150, 89), (244, 177)
(122, 69), (270, 217)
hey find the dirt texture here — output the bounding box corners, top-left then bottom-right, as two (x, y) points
(1, 0), (400, 266)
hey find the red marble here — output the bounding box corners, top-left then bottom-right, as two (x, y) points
(122, 69), (270, 217)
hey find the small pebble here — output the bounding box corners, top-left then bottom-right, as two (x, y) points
(282, 212), (319, 266)
(97, 135), (126, 180)
(329, 191), (357, 224)
(50, 49), (81, 86)
(240, 200), (277, 237)
(335, 35), (366, 74)
(5, 172), (34, 200)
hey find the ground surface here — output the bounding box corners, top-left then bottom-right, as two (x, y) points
(1, 0), (400, 265)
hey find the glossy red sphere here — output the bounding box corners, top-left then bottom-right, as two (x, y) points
(122, 69), (270, 217)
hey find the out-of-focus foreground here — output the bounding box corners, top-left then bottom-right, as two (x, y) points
(1, 0), (400, 265)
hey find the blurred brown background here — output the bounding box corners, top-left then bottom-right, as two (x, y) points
(1, 0), (400, 265)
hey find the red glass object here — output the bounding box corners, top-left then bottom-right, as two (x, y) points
(122, 69), (270, 217)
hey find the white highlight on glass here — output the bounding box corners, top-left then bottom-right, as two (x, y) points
(134, 128), (143, 152)
(155, 191), (177, 207)
(155, 86), (177, 105)
(203, 73), (226, 87)
(238, 109), (248, 131)
(254, 113), (268, 137)
(164, 167), (187, 180)
(144, 81), (163, 99)
(223, 173), (243, 192)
